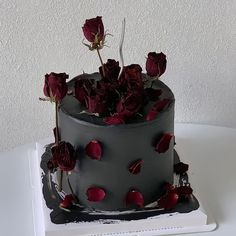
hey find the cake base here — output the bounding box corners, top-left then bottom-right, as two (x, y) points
(32, 140), (216, 235)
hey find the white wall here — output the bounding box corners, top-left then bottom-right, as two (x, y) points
(0, 0), (235, 151)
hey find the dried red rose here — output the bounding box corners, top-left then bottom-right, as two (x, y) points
(126, 190), (144, 207)
(128, 159), (144, 174)
(157, 191), (179, 210)
(85, 89), (108, 115)
(155, 133), (174, 153)
(82, 16), (104, 43)
(99, 59), (121, 82)
(176, 185), (193, 199)
(116, 91), (143, 119)
(174, 162), (189, 175)
(59, 194), (74, 209)
(85, 140), (103, 160)
(43, 72), (68, 102)
(146, 52), (167, 78)
(74, 77), (93, 106)
(104, 115), (125, 125)
(87, 187), (106, 202)
(51, 141), (76, 171)
(119, 64), (143, 91)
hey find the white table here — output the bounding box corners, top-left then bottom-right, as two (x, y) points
(0, 124), (236, 236)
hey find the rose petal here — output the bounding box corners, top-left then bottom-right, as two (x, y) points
(146, 110), (158, 121)
(85, 140), (103, 160)
(153, 99), (171, 112)
(174, 162), (189, 175)
(87, 187), (106, 202)
(163, 182), (175, 192)
(126, 190), (144, 207)
(104, 115), (125, 125)
(155, 133), (174, 153)
(157, 191), (179, 210)
(59, 194), (74, 209)
(128, 159), (144, 174)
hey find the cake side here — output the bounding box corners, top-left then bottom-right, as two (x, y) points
(58, 74), (175, 210)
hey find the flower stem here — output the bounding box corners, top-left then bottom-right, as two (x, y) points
(96, 48), (105, 77)
(67, 172), (77, 202)
(58, 170), (63, 192)
(55, 102), (59, 146)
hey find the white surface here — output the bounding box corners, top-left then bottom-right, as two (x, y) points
(0, 0), (236, 151)
(35, 141), (214, 236)
(0, 123), (236, 235)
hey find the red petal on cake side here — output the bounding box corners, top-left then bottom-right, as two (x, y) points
(163, 182), (175, 192)
(85, 140), (103, 160)
(155, 133), (174, 153)
(104, 115), (125, 125)
(153, 99), (172, 112)
(126, 190), (144, 207)
(174, 162), (189, 175)
(59, 194), (74, 209)
(157, 191), (179, 210)
(86, 187), (106, 202)
(146, 110), (158, 121)
(128, 159), (144, 174)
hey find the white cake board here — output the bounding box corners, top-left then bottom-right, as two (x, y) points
(29, 141), (217, 236)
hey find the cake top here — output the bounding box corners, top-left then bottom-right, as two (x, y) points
(60, 72), (174, 127)
(42, 16), (173, 126)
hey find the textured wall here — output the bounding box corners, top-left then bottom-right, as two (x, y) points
(0, 0), (235, 151)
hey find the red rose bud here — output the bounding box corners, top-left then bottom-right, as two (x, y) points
(126, 190), (144, 208)
(85, 88), (108, 115)
(157, 191), (179, 210)
(59, 194), (74, 209)
(51, 141), (76, 171)
(82, 16), (104, 43)
(146, 52), (167, 78)
(146, 110), (158, 121)
(119, 64), (143, 90)
(74, 78), (92, 106)
(43, 72), (68, 102)
(99, 59), (121, 81)
(174, 162), (189, 175)
(85, 140), (103, 160)
(104, 115), (125, 125)
(128, 159), (144, 174)
(116, 92), (143, 118)
(87, 187), (106, 202)
(155, 133), (174, 153)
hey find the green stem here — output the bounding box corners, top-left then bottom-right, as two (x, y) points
(96, 48), (105, 77)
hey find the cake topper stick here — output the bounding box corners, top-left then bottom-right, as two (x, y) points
(118, 18), (126, 80)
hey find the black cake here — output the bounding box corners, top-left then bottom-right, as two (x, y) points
(58, 73), (175, 211)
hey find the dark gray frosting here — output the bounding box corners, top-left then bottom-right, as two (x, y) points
(58, 73), (175, 211)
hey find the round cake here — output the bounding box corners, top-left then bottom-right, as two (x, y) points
(58, 73), (175, 210)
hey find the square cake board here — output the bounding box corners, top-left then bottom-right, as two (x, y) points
(29, 141), (216, 236)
